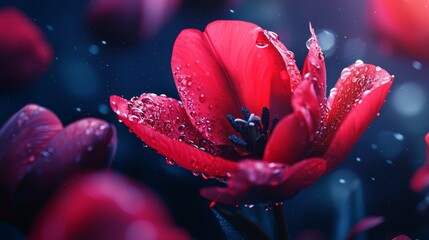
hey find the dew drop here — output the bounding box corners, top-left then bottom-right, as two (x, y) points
(306, 37), (315, 49)
(356, 157), (361, 162)
(265, 30), (279, 41)
(199, 94), (206, 103)
(165, 158), (176, 165)
(192, 171), (200, 177)
(285, 50), (295, 59)
(340, 68), (351, 79)
(255, 31), (269, 48)
(355, 59), (364, 66)
(375, 66), (381, 71)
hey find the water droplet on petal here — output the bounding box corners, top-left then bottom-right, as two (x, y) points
(340, 68), (351, 79)
(354, 59), (364, 66)
(165, 158), (176, 165)
(255, 31), (270, 48)
(199, 94), (206, 103)
(306, 37), (315, 50)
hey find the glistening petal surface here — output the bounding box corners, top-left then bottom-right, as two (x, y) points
(172, 20), (294, 145)
(301, 23), (327, 105)
(110, 95), (237, 177)
(314, 63), (393, 166)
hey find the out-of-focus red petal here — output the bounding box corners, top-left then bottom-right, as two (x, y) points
(29, 172), (190, 240)
(110, 95), (237, 177)
(301, 23), (327, 105)
(200, 158), (326, 205)
(411, 165), (429, 192)
(292, 79), (321, 138)
(263, 112), (308, 165)
(15, 118), (117, 203)
(87, 0), (180, 44)
(0, 7), (53, 87)
(0, 104), (62, 195)
(346, 216), (384, 240)
(392, 235), (411, 240)
(140, 0), (181, 38)
(426, 133), (429, 160)
(315, 64), (393, 168)
(172, 20), (294, 145)
(410, 133), (429, 192)
(368, 0), (429, 61)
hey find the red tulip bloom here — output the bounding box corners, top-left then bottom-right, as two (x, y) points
(29, 172), (189, 240)
(0, 104), (117, 227)
(410, 133), (429, 192)
(368, 0), (429, 61)
(110, 20), (393, 204)
(0, 7), (53, 87)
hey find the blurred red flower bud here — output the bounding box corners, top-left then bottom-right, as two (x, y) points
(29, 172), (190, 240)
(0, 7), (53, 88)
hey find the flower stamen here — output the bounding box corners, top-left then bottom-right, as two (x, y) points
(227, 106), (277, 158)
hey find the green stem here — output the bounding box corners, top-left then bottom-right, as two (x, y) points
(273, 204), (289, 240)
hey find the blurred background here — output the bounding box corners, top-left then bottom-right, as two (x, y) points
(0, 0), (428, 239)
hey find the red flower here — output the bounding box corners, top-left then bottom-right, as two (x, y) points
(346, 216), (384, 240)
(368, 0), (429, 61)
(0, 7), (53, 88)
(410, 133), (429, 192)
(0, 104), (117, 227)
(87, 0), (181, 44)
(110, 20), (393, 204)
(29, 172), (190, 240)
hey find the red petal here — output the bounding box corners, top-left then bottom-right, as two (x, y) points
(172, 20), (294, 145)
(316, 64), (393, 168)
(410, 133), (429, 192)
(263, 112), (308, 165)
(15, 118), (116, 204)
(0, 104), (62, 195)
(0, 8), (53, 87)
(426, 133), (429, 160)
(110, 95), (237, 177)
(368, 0), (429, 61)
(346, 216), (384, 240)
(200, 158), (326, 205)
(392, 235), (412, 240)
(292, 79), (321, 138)
(301, 23), (327, 105)
(30, 172), (190, 240)
(411, 165), (429, 192)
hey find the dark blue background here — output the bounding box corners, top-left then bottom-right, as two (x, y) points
(0, 0), (428, 239)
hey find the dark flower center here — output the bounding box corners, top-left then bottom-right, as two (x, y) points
(227, 106), (278, 158)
